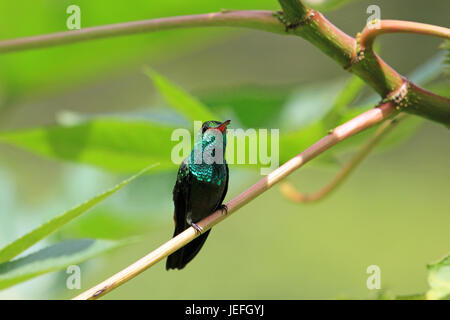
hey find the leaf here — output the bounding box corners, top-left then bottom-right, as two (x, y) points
(278, 79), (349, 132)
(58, 208), (155, 240)
(276, 76), (365, 165)
(0, 164), (156, 264)
(0, 119), (175, 173)
(0, 239), (129, 290)
(145, 68), (217, 124)
(198, 85), (293, 128)
(426, 253), (450, 300)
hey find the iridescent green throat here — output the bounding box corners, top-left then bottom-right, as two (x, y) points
(187, 131), (227, 186)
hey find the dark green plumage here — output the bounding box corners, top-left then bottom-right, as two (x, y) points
(166, 120), (230, 270)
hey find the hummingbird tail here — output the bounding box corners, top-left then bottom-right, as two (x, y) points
(166, 229), (211, 270)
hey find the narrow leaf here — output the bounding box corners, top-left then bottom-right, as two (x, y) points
(427, 253), (450, 300)
(0, 239), (129, 290)
(145, 68), (217, 123)
(0, 164), (157, 264)
(0, 119), (175, 173)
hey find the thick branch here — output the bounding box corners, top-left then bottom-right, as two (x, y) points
(73, 102), (396, 300)
(280, 114), (405, 203)
(278, 0), (309, 25)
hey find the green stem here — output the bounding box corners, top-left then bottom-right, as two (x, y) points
(277, 0), (309, 24)
(0, 3), (449, 126)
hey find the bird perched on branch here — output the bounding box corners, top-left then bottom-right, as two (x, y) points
(166, 120), (230, 270)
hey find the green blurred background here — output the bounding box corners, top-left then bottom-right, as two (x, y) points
(0, 0), (448, 299)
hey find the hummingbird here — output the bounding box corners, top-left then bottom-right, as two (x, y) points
(166, 120), (231, 270)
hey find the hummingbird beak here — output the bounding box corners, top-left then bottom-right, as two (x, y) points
(215, 120), (231, 133)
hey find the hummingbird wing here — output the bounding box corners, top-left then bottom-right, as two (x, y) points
(166, 161), (211, 270)
(166, 161), (229, 270)
(172, 163), (229, 269)
(166, 161), (191, 269)
(218, 162), (229, 206)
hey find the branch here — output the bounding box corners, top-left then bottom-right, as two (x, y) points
(277, 0), (309, 25)
(280, 113), (406, 203)
(72, 102), (396, 300)
(360, 20), (450, 52)
(0, 4), (449, 125)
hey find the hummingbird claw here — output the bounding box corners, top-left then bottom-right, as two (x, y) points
(220, 204), (229, 215)
(191, 223), (203, 235)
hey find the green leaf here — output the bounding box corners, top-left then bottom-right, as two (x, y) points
(276, 76), (365, 165)
(0, 119), (175, 172)
(145, 68), (217, 124)
(0, 164), (156, 264)
(278, 79), (349, 132)
(0, 238), (129, 290)
(198, 85), (293, 128)
(426, 253), (450, 300)
(58, 208), (155, 240)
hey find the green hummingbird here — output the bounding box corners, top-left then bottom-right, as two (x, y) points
(166, 120), (231, 270)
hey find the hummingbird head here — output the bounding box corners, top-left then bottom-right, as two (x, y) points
(190, 120), (231, 166)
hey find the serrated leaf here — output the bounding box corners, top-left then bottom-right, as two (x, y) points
(0, 119), (175, 173)
(145, 68), (217, 124)
(0, 164), (156, 264)
(0, 238), (129, 290)
(426, 253), (450, 300)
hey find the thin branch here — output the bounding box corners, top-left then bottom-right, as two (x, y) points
(72, 102), (396, 300)
(360, 20), (450, 52)
(280, 113), (406, 203)
(0, 11), (284, 54)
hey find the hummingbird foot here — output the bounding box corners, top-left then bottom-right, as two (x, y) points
(191, 223), (204, 235)
(219, 204), (229, 216)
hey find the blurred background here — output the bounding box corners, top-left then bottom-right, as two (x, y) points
(0, 0), (448, 299)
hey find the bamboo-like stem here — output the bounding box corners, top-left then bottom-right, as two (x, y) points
(360, 20), (450, 52)
(280, 113), (406, 203)
(73, 102), (396, 300)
